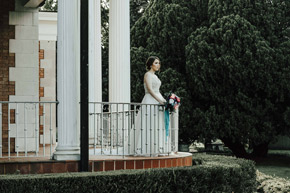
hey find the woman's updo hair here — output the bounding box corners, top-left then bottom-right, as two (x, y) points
(146, 56), (160, 71)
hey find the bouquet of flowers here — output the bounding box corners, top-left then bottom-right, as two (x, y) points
(164, 93), (180, 138)
(165, 93), (181, 113)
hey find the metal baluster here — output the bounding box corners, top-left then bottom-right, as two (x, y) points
(154, 105), (157, 155)
(128, 104), (131, 155)
(157, 106), (162, 153)
(35, 103), (38, 156)
(0, 103), (2, 157)
(163, 106), (165, 154)
(116, 104), (119, 155)
(24, 103), (27, 157)
(168, 111), (170, 154)
(133, 104), (136, 155)
(97, 113), (99, 146)
(8, 103), (10, 159)
(110, 104), (112, 155)
(150, 105), (152, 156)
(145, 104), (148, 154)
(101, 104), (103, 155)
(122, 104), (125, 158)
(140, 104), (143, 154)
(50, 103), (53, 158)
(16, 103), (19, 157)
(43, 104), (46, 156)
(94, 103), (96, 155)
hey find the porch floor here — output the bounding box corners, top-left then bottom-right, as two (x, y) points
(0, 144), (192, 174)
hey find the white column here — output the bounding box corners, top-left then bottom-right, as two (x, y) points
(109, 0), (130, 103)
(54, 0), (80, 160)
(88, 0), (102, 144)
(89, 0), (102, 104)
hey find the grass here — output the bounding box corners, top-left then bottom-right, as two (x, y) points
(255, 150), (290, 180)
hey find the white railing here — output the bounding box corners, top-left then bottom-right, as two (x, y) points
(0, 101), (57, 159)
(89, 102), (179, 157)
(0, 101), (179, 159)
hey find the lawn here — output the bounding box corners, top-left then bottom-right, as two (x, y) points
(255, 150), (290, 180)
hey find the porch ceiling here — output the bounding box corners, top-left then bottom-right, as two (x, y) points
(24, 0), (45, 8)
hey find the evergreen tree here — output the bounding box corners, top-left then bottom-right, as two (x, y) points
(41, 0), (57, 11)
(131, 0), (290, 157)
(131, 0), (210, 143)
(130, 0), (150, 28)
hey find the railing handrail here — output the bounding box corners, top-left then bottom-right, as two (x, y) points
(0, 101), (58, 104)
(0, 101), (163, 106)
(88, 101), (164, 106)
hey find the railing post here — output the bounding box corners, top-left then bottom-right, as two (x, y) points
(171, 109), (179, 152)
(116, 104), (119, 155)
(8, 103), (10, 159)
(43, 104), (46, 156)
(24, 103), (27, 157)
(50, 103), (53, 159)
(16, 103), (19, 157)
(101, 104), (104, 155)
(0, 103), (2, 157)
(35, 103), (38, 156)
(122, 104), (125, 157)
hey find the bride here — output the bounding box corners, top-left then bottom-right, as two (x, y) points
(129, 56), (168, 156)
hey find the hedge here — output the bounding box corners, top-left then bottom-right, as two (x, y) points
(0, 155), (256, 193)
(256, 170), (290, 193)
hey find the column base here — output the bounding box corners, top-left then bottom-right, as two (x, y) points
(53, 146), (80, 160)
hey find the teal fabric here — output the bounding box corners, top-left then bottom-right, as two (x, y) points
(165, 110), (170, 140)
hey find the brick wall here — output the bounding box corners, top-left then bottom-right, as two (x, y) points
(38, 40), (57, 145)
(0, 1), (16, 153)
(39, 43), (44, 136)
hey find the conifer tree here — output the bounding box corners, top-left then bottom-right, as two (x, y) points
(131, 0), (290, 157)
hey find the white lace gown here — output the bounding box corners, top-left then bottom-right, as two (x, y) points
(129, 73), (170, 156)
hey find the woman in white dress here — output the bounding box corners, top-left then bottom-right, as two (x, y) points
(130, 56), (167, 156)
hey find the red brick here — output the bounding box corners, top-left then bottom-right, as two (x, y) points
(40, 87), (44, 97)
(125, 160), (134, 170)
(53, 162), (66, 173)
(104, 161), (114, 171)
(66, 162), (78, 173)
(10, 109), (15, 123)
(31, 163), (43, 174)
(166, 159), (172, 168)
(177, 158), (182, 167)
(144, 160), (152, 169)
(40, 68), (44, 78)
(93, 161), (104, 172)
(160, 159), (165, 168)
(115, 161), (124, 170)
(1, 1), (15, 154)
(39, 105), (43, 116)
(88, 161), (92, 171)
(39, 125), (44, 135)
(0, 164), (5, 174)
(18, 163), (30, 174)
(172, 159), (177, 167)
(5, 163), (18, 174)
(152, 160), (159, 168)
(186, 156), (192, 166)
(42, 163), (54, 173)
(135, 160), (143, 169)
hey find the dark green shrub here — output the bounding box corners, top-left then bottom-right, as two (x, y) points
(0, 155), (256, 193)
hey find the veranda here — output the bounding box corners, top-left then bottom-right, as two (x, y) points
(0, 0), (192, 174)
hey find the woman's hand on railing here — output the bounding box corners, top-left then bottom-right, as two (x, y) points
(159, 98), (166, 105)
